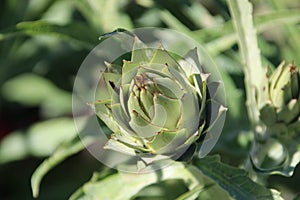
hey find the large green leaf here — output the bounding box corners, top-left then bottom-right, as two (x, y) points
(69, 155), (283, 200)
(69, 161), (232, 200)
(69, 162), (201, 200)
(194, 155), (283, 200)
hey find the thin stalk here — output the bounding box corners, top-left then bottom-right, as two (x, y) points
(226, 0), (264, 126)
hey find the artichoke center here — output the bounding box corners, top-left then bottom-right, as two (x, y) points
(134, 75), (146, 89)
(128, 72), (183, 135)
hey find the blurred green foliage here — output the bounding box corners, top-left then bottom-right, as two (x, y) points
(0, 0), (299, 199)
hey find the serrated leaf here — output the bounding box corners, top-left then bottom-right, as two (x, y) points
(194, 155), (283, 200)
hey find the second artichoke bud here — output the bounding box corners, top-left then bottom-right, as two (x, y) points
(259, 61), (300, 137)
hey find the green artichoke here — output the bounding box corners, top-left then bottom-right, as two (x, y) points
(94, 35), (226, 164)
(259, 61), (300, 137)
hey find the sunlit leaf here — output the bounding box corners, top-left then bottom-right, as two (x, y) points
(69, 156), (283, 200)
(69, 162), (201, 200)
(0, 118), (77, 163)
(1, 73), (72, 117)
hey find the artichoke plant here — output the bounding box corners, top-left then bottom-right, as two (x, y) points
(94, 35), (226, 165)
(259, 61), (300, 137)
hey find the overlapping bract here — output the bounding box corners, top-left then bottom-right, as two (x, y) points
(259, 62), (300, 137)
(94, 36), (225, 163)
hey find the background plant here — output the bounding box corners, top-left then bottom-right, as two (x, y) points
(0, 0), (299, 199)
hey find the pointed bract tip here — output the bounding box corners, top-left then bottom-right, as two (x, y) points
(104, 61), (111, 67)
(157, 42), (165, 50)
(201, 73), (211, 81)
(220, 105), (228, 112)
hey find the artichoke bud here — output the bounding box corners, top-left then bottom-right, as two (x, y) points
(94, 35), (225, 163)
(259, 61), (300, 136)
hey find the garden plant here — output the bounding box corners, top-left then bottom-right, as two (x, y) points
(0, 0), (299, 199)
